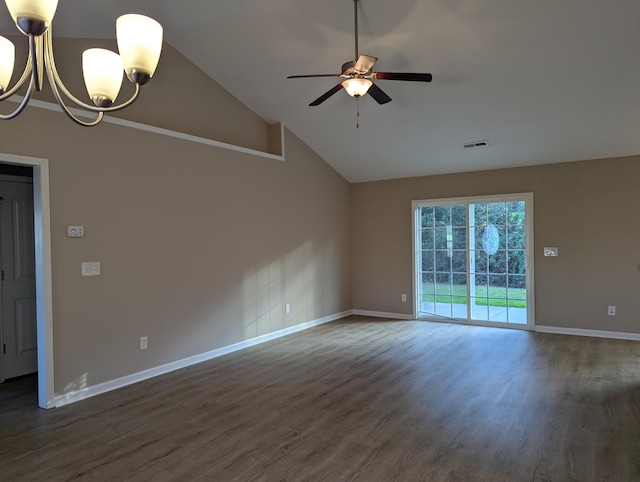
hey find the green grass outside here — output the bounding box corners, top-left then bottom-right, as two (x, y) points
(421, 283), (527, 308)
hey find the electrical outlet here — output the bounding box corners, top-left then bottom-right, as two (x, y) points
(608, 306), (616, 316)
(285, 304), (291, 314)
(401, 294), (407, 302)
(140, 336), (148, 350)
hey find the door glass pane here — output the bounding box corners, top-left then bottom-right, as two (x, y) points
(451, 251), (466, 273)
(435, 251), (451, 272)
(507, 225), (525, 249)
(436, 273), (452, 295)
(508, 250), (526, 274)
(436, 298), (452, 318)
(487, 274), (505, 322)
(452, 273), (468, 310)
(507, 306), (527, 324)
(422, 250), (434, 272)
(507, 201), (525, 225)
(434, 228), (450, 250)
(473, 252), (488, 273)
(488, 251), (506, 273)
(417, 205), (466, 319)
(471, 201), (527, 325)
(452, 228), (466, 249)
(488, 202), (506, 225)
(434, 206), (450, 226)
(421, 272), (435, 314)
(469, 271), (488, 320)
(421, 229), (434, 249)
(421, 207), (435, 228)
(508, 275), (526, 298)
(471, 297), (489, 321)
(452, 205), (466, 226)
(474, 204), (488, 226)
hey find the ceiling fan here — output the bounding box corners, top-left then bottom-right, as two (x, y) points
(287, 0), (432, 106)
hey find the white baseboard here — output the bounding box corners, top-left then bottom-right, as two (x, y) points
(351, 309), (414, 320)
(535, 325), (640, 341)
(53, 310), (351, 408)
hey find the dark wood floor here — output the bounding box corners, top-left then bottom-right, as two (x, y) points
(1, 316), (640, 481)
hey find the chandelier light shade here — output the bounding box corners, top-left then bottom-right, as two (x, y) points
(0, 35), (15, 91)
(82, 49), (124, 107)
(0, 1), (163, 126)
(5, 0), (58, 35)
(116, 14), (163, 84)
(341, 78), (373, 98)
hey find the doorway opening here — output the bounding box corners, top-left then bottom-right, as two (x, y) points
(412, 193), (534, 330)
(0, 155), (53, 408)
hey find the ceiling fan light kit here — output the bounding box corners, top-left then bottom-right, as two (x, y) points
(341, 78), (372, 98)
(0, 0), (163, 126)
(287, 0), (432, 109)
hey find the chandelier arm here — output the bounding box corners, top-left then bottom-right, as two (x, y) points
(42, 49), (103, 126)
(47, 71), (104, 126)
(0, 76), (36, 120)
(0, 42), (35, 101)
(30, 34), (44, 91)
(44, 29), (142, 114)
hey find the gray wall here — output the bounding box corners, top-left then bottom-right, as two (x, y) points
(0, 41), (351, 395)
(351, 156), (640, 333)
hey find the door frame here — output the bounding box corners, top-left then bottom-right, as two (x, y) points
(0, 153), (54, 408)
(411, 192), (535, 330)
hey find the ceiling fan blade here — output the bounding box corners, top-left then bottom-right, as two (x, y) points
(368, 83), (392, 105)
(309, 83), (344, 106)
(287, 74), (342, 79)
(373, 72), (433, 82)
(354, 54), (378, 73)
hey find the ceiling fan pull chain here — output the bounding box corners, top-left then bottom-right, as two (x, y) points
(356, 97), (360, 128)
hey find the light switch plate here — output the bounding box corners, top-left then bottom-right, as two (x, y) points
(544, 247), (559, 257)
(81, 261), (101, 276)
(67, 226), (85, 238)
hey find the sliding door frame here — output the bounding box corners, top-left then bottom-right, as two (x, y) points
(411, 192), (535, 330)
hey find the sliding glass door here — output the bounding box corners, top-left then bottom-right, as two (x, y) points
(414, 194), (534, 329)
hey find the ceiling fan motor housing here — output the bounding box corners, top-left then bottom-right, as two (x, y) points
(341, 60), (359, 76)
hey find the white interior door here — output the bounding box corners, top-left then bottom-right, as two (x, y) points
(0, 179), (37, 381)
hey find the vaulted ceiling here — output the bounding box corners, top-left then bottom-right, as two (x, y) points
(2, 0), (639, 182)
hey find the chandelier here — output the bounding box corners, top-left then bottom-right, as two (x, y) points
(0, 0), (163, 126)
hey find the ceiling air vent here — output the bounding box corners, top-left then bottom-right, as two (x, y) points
(462, 140), (490, 149)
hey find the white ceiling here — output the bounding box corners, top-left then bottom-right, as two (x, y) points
(2, 0), (640, 182)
